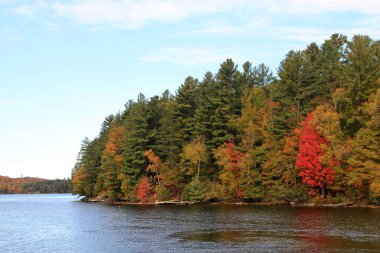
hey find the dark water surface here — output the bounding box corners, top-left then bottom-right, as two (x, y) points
(0, 194), (379, 252)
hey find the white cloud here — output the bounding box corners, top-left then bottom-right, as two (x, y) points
(44, 22), (61, 32)
(140, 47), (241, 65)
(179, 18), (270, 36)
(7, 0), (380, 35)
(50, 0), (244, 29)
(10, 0), (48, 16)
(46, 0), (380, 29)
(269, 26), (333, 43)
(269, 0), (380, 15)
(6, 0), (380, 43)
(11, 5), (34, 16)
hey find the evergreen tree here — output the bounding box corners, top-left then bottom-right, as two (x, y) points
(338, 35), (380, 135)
(174, 77), (200, 143)
(123, 93), (150, 187)
(156, 92), (182, 167)
(72, 137), (103, 197)
(315, 34), (347, 104)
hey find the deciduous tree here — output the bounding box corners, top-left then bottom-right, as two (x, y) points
(296, 112), (335, 198)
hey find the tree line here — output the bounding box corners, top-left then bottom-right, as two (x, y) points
(72, 34), (380, 205)
(0, 176), (71, 194)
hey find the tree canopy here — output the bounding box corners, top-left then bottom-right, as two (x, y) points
(72, 34), (380, 205)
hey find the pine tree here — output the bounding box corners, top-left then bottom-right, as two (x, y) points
(193, 72), (217, 148)
(72, 137), (104, 197)
(174, 77), (200, 143)
(338, 35), (380, 135)
(253, 63), (275, 89)
(155, 93), (182, 168)
(123, 93), (150, 187)
(278, 50), (313, 124)
(315, 34), (347, 104)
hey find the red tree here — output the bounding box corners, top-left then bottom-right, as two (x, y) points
(296, 112), (335, 198)
(136, 177), (151, 202)
(216, 142), (246, 172)
(215, 141), (247, 199)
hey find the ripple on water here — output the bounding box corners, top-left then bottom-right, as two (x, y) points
(173, 230), (380, 251)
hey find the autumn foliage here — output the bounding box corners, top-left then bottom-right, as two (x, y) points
(215, 142), (246, 172)
(0, 176), (70, 194)
(71, 35), (380, 205)
(296, 112), (335, 197)
(215, 141), (247, 199)
(136, 177), (152, 201)
(145, 149), (162, 185)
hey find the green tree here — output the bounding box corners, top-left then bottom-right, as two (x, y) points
(123, 93), (150, 187)
(174, 77), (200, 143)
(156, 91), (182, 167)
(72, 137), (103, 197)
(185, 178), (208, 202)
(338, 35), (380, 135)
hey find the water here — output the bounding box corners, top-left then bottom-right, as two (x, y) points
(0, 194), (379, 253)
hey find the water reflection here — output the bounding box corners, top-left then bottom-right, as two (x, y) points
(293, 207), (380, 252)
(1, 195), (379, 253)
(295, 207), (329, 250)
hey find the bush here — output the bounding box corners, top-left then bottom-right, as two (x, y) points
(186, 178), (208, 202)
(157, 185), (171, 201)
(205, 181), (223, 202)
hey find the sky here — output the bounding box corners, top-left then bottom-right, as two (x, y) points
(0, 0), (379, 179)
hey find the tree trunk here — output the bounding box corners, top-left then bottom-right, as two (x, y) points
(321, 183), (326, 198)
(156, 168), (160, 185)
(197, 159), (201, 180)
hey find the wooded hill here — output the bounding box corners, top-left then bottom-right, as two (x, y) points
(72, 34), (380, 205)
(0, 176), (71, 194)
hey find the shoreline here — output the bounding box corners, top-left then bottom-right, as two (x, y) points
(0, 192), (72, 195)
(83, 198), (380, 209)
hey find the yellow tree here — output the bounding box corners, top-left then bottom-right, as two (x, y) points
(312, 103), (351, 193)
(214, 142), (246, 199)
(232, 87), (268, 153)
(144, 149), (162, 185)
(368, 89), (380, 198)
(181, 137), (207, 180)
(72, 166), (91, 196)
(347, 89), (380, 201)
(280, 129), (300, 187)
(101, 125), (127, 200)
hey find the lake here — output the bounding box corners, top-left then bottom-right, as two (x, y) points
(0, 194), (379, 252)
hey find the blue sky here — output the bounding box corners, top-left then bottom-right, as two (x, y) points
(0, 0), (379, 179)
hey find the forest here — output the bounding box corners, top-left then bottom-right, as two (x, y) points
(72, 34), (380, 205)
(0, 176), (71, 194)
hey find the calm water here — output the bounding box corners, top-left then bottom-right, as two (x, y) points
(0, 194), (379, 253)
